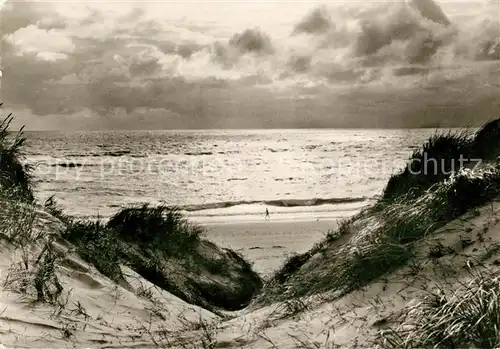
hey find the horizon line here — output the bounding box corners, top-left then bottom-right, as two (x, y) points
(20, 126), (478, 133)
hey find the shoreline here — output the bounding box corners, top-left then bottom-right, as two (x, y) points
(185, 201), (367, 225)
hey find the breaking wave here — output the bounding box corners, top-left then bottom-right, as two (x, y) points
(178, 197), (368, 212)
(51, 162), (91, 168)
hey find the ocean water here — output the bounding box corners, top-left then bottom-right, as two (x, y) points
(24, 129), (445, 223)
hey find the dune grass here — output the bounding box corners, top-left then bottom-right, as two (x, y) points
(0, 108), (63, 304)
(0, 196), (64, 305)
(46, 198), (262, 311)
(107, 204), (203, 255)
(266, 218), (354, 289)
(380, 267), (500, 349)
(382, 130), (473, 202)
(275, 164), (500, 304)
(0, 104), (34, 202)
(431, 166), (500, 222)
(262, 119), (500, 306)
(49, 203), (202, 283)
(67, 220), (124, 281)
(53, 203), (203, 278)
(44, 195), (124, 282)
(382, 119), (500, 203)
(0, 108), (66, 306)
(0, 197), (38, 246)
(472, 118), (500, 161)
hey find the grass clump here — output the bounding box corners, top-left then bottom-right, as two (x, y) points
(48, 203), (203, 285)
(383, 118), (500, 203)
(65, 220), (123, 282)
(380, 268), (500, 349)
(107, 204), (202, 255)
(43, 197), (124, 282)
(0, 103), (33, 202)
(48, 199), (261, 311)
(1, 200), (65, 304)
(44, 195), (71, 224)
(3, 242), (65, 304)
(266, 218), (354, 289)
(270, 253), (313, 285)
(382, 131), (473, 202)
(435, 166), (500, 220)
(472, 118), (500, 161)
(0, 108), (65, 304)
(0, 198), (38, 245)
(325, 239), (413, 294)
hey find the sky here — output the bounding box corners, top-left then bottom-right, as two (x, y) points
(1, 0), (499, 130)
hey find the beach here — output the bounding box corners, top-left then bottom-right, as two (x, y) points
(204, 219), (340, 277)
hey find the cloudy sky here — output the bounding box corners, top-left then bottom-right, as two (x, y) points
(1, 0), (499, 130)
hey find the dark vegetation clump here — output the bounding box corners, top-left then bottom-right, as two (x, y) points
(0, 104), (34, 202)
(44, 196), (125, 282)
(431, 166), (500, 222)
(45, 199), (262, 311)
(44, 181), (207, 291)
(107, 205), (202, 255)
(187, 248), (263, 311)
(0, 108), (65, 304)
(330, 239), (413, 293)
(266, 219), (354, 288)
(65, 220), (124, 282)
(382, 131), (473, 202)
(382, 118), (500, 203)
(43, 195), (68, 223)
(472, 118), (500, 161)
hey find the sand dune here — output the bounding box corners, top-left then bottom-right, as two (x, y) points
(1, 199), (499, 348)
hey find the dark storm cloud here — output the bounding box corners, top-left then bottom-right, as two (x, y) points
(2, 41), (79, 114)
(228, 28), (274, 55)
(1, 0), (243, 128)
(128, 58), (162, 77)
(0, 0), (38, 36)
(1, 3), (198, 118)
(292, 6), (332, 35)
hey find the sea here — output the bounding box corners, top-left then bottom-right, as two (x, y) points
(24, 129), (445, 224)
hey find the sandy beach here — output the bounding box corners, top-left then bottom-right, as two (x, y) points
(204, 219), (341, 277)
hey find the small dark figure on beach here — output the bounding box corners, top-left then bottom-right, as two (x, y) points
(265, 208), (270, 220)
